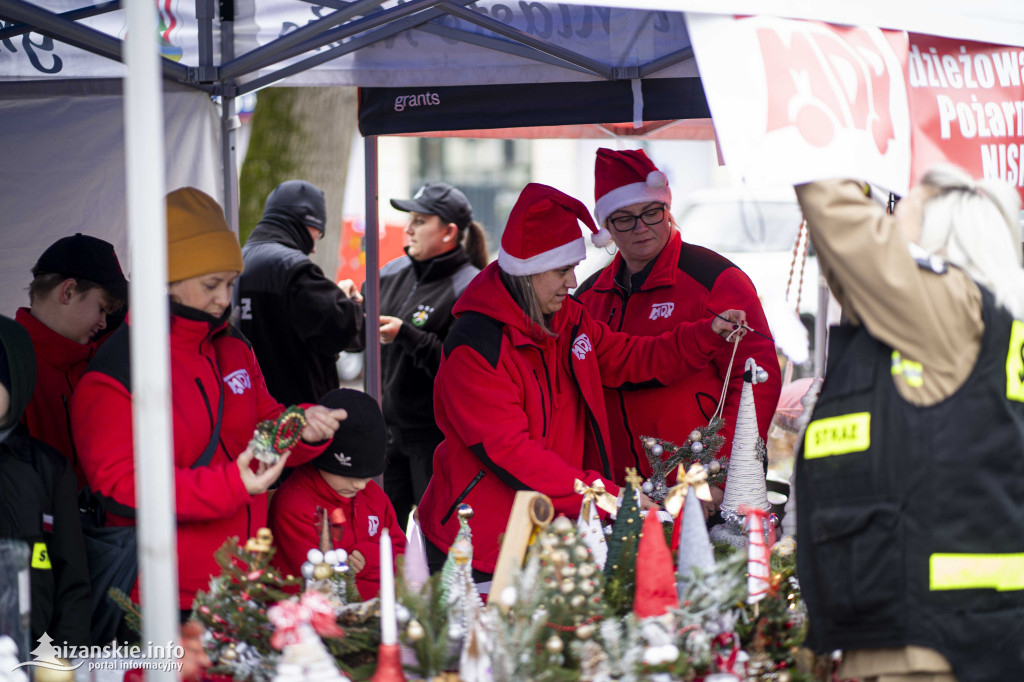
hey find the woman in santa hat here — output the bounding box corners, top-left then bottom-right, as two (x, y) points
(415, 183), (746, 580)
(575, 148), (780, 515)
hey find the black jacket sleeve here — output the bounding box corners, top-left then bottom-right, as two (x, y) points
(393, 321), (445, 377)
(48, 458), (92, 646)
(286, 260), (365, 355)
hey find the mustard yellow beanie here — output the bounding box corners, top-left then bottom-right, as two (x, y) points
(165, 187), (244, 283)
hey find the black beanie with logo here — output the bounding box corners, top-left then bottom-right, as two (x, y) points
(311, 388), (387, 479)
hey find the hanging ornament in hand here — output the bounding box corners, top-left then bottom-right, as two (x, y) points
(641, 419), (727, 504)
(711, 358), (772, 549)
(250, 405), (307, 464)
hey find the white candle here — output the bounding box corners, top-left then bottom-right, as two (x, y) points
(379, 528), (398, 645)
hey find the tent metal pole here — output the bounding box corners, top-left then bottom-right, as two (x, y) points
(640, 46), (694, 77)
(0, 0), (192, 84)
(219, 3), (240, 234)
(234, 0), (476, 96)
(123, 1), (177, 678)
(364, 136), (382, 405)
(0, 0), (119, 41)
(196, 0), (214, 77)
(218, 0), (387, 80)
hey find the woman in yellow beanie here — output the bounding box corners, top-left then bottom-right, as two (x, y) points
(71, 187), (348, 624)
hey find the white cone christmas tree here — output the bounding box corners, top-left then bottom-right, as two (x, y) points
(574, 479), (615, 570)
(677, 482), (716, 587)
(719, 358), (771, 517)
(711, 358), (772, 549)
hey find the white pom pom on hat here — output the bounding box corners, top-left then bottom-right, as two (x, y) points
(498, 183), (604, 276)
(593, 148), (672, 226)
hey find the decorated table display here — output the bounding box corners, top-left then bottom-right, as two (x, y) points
(111, 356), (833, 681)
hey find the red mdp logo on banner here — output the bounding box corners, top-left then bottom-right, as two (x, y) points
(907, 35), (1024, 199)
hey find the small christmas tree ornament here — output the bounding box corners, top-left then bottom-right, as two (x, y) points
(742, 507), (772, 606)
(301, 508), (351, 603)
(245, 527), (275, 553)
(250, 405), (307, 464)
(402, 519), (431, 594)
(604, 468), (644, 615)
(440, 505), (484, 649)
(633, 509), (679, 619)
(670, 465), (718, 594)
(640, 420), (726, 503)
(574, 478), (616, 569)
(711, 358), (772, 548)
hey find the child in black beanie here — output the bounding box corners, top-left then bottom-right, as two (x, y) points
(269, 389), (407, 600)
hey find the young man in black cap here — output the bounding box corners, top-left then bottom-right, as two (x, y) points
(0, 315), (91, 646)
(237, 180), (364, 406)
(16, 233), (127, 488)
(268, 388), (406, 601)
(366, 181), (486, 533)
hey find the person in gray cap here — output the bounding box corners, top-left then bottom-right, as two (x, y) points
(361, 181), (488, 531)
(237, 180), (364, 406)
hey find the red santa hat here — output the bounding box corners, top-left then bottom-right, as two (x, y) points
(593, 148), (672, 226)
(498, 183), (608, 276)
(633, 510), (680, 619)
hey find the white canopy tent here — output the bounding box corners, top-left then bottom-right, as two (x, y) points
(2, 1), (1021, 674)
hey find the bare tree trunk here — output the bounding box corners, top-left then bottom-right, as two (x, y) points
(239, 86), (358, 280)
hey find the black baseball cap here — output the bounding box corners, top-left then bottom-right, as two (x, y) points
(390, 182), (473, 230)
(33, 233), (128, 303)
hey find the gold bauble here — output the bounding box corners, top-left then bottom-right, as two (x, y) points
(406, 619), (425, 642)
(312, 563), (333, 580)
(579, 563), (595, 578)
(707, 459), (722, 475)
(457, 504), (474, 520)
(689, 430), (702, 442)
(575, 623), (596, 640)
(545, 636), (564, 654)
(570, 594), (586, 609)
(32, 662), (76, 682)
(580, 580), (595, 594)
(560, 564), (577, 578)
(573, 545), (590, 561)
(560, 578), (575, 594)
(221, 645), (239, 662)
(778, 672), (791, 682)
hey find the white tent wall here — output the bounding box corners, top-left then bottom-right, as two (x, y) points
(0, 84), (221, 317)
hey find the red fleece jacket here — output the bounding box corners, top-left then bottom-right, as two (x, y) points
(16, 308), (97, 488)
(417, 262), (728, 574)
(577, 233), (781, 483)
(269, 465), (406, 600)
(71, 311), (327, 609)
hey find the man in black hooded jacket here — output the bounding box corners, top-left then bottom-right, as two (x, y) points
(0, 315), (91, 647)
(238, 180), (363, 406)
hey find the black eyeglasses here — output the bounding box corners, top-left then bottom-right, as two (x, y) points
(608, 205), (667, 232)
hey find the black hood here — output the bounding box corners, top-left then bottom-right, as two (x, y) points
(249, 180), (326, 255)
(0, 315), (36, 438)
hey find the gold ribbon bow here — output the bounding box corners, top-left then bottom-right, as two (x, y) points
(574, 479), (618, 520)
(664, 464), (713, 519)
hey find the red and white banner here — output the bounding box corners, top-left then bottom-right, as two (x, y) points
(908, 35), (1024, 193)
(687, 13), (1024, 200)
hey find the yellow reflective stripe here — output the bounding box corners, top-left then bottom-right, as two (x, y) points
(1005, 320), (1024, 402)
(804, 412), (871, 459)
(31, 542), (51, 570)
(890, 351), (923, 387)
(930, 553), (1024, 591)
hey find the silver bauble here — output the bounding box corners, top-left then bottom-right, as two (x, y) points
(651, 444), (664, 457)
(690, 441), (704, 454)
(545, 636), (564, 654)
(641, 481), (654, 494)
